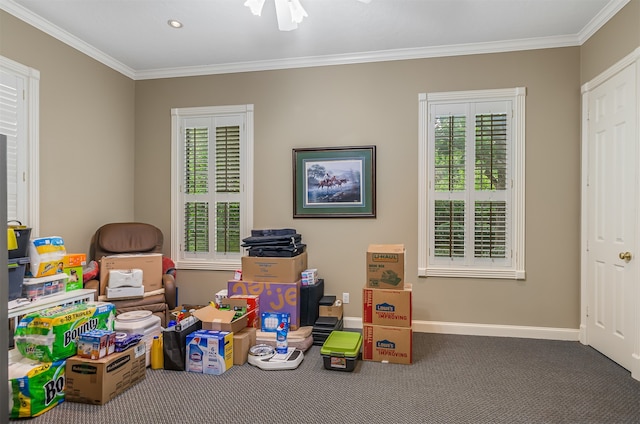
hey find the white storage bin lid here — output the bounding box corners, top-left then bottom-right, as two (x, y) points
(114, 310), (161, 333)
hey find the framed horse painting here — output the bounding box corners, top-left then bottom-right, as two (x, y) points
(292, 146), (376, 218)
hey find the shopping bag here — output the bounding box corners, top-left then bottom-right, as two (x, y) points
(162, 319), (202, 371)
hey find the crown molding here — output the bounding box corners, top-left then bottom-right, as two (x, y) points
(135, 34), (580, 80)
(578, 0), (630, 44)
(1, 0), (625, 81)
(0, 0), (136, 79)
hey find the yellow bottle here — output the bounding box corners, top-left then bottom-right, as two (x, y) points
(151, 335), (163, 369)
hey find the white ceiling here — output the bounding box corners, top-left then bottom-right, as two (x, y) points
(0, 0), (628, 80)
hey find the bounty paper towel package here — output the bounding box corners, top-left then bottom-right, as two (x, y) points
(14, 302), (115, 362)
(8, 355), (65, 418)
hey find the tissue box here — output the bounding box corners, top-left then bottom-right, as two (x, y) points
(106, 285), (145, 299)
(77, 330), (116, 359)
(108, 269), (143, 288)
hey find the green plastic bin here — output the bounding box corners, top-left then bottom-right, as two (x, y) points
(320, 330), (362, 372)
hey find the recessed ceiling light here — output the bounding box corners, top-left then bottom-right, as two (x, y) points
(168, 19), (183, 29)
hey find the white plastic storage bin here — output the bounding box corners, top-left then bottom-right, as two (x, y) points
(114, 310), (161, 367)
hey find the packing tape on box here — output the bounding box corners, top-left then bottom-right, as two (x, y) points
(335, 300), (342, 307)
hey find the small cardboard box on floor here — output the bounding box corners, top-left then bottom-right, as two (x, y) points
(234, 327), (256, 365)
(65, 343), (146, 405)
(192, 299), (249, 333)
(99, 253), (162, 296)
(362, 324), (413, 365)
(366, 244), (405, 289)
(363, 284), (412, 327)
(319, 301), (343, 320)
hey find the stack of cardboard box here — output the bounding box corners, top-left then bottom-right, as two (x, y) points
(228, 253), (307, 330)
(362, 244), (413, 365)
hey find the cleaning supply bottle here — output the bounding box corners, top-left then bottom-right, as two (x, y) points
(151, 335), (163, 369)
(276, 321), (288, 354)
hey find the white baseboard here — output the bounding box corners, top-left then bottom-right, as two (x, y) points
(343, 317), (580, 341)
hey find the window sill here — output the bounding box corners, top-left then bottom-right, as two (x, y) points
(419, 267), (525, 280)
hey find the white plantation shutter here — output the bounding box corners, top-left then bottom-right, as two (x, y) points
(1, 68), (23, 221)
(214, 125), (241, 254)
(172, 105), (253, 271)
(184, 126), (210, 253)
(419, 88), (525, 279)
(0, 57), (38, 231)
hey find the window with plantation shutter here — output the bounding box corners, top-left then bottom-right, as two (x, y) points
(0, 56), (39, 233)
(172, 105), (253, 270)
(418, 88), (526, 280)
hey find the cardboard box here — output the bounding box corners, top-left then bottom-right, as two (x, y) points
(362, 324), (413, 365)
(319, 303), (343, 320)
(366, 244), (405, 289)
(106, 285), (145, 300)
(241, 252), (307, 283)
(63, 253), (87, 268)
(229, 294), (260, 328)
(228, 280), (300, 330)
(77, 330), (116, 359)
(65, 343), (147, 405)
(185, 330), (233, 374)
(63, 265), (83, 291)
(99, 253), (162, 296)
(192, 301), (248, 333)
(233, 326), (256, 365)
(362, 284), (412, 327)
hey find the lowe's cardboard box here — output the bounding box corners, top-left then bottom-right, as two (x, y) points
(362, 324), (413, 365)
(65, 343), (146, 405)
(366, 244), (405, 289)
(228, 280), (301, 330)
(241, 252), (307, 283)
(362, 284), (412, 327)
(99, 253), (162, 296)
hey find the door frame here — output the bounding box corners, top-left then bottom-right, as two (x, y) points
(580, 47), (640, 380)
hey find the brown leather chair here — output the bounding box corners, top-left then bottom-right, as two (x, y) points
(85, 222), (177, 326)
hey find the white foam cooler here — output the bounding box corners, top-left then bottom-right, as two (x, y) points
(114, 310), (161, 367)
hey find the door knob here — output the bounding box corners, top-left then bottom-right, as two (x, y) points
(619, 251), (632, 262)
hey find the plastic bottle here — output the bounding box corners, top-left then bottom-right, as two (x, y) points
(276, 321), (288, 354)
(151, 335), (164, 369)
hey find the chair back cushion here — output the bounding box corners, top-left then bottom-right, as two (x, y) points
(90, 222), (164, 261)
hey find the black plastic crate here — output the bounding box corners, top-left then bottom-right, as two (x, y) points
(8, 256), (29, 301)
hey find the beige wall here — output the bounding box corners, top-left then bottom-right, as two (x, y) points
(0, 11), (136, 254)
(581, 0), (640, 84)
(2, 1), (638, 329)
(136, 48), (583, 328)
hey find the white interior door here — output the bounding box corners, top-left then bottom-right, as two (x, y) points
(584, 60), (638, 372)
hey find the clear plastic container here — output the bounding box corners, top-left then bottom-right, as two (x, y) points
(22, 273), (68, 300)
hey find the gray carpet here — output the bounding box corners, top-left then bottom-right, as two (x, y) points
(11, 332), (640, 424)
